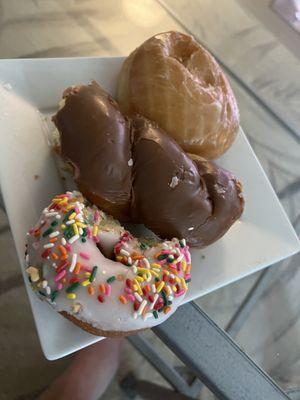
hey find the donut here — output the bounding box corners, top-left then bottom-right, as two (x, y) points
(53, 81), (244, 248)
(25, 191), (191, 336)
(117, 31), (239, 160)
(131, 116), (244, 247)
(52, 83), (132, 221)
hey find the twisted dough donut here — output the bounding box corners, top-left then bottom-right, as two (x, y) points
(53, 81), (244, 248)
(26, 191), (191, 336)
(117, 31), (239, 160)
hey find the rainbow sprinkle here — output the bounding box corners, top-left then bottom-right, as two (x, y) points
(112, 231), (191, 319)
(26, 191), (192, 323)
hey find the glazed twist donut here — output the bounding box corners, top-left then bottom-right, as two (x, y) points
(26, 191), (192, 336)
(53, 81), (244, 248)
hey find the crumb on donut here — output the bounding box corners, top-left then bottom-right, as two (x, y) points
(169, 176), (179, 188)
(71, 302), (82, 314)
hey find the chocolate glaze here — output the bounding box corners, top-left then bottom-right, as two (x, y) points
(53, 82), (244, 247)
(53, 81), (132, 220)
(131, 117), (244, 247)
(131, 117), (212, 245)
(189, 155), (244, 246)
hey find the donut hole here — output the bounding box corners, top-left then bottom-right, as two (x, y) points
(166, 38), (198, 67)
(165, 35), (216, 87)
(168, 42), (197, 65)
(97, 223), (158, 261)
(96, 230), (125, 260)
(187, 51), (216, 87)
(123, 222), (157, 240)
(96, 242), (114, 260)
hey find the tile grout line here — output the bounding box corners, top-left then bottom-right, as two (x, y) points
(0, 274), (23, 297)
(0, 225), (9, 234)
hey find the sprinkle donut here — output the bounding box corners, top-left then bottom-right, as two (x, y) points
(25, 191), (191, 336)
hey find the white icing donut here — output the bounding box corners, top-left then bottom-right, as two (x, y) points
(25, 191), (192, 335)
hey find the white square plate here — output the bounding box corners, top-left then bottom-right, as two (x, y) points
(0, 57), (299, 360)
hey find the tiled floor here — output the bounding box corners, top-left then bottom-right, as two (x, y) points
(0, 1), (299, 399)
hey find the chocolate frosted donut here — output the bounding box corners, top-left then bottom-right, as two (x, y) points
(190, 154), (244, 246)
(53, 81), (132, 221)
(131, 116), (212, 246)
(53, 82), (244, 248)
(131, 117), (244, 247)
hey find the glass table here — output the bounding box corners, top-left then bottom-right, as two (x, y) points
(135, 1), (300, 398)
(0, 1), (299, 399)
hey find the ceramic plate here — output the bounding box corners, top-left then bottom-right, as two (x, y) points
(0, 57), (299, 360)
